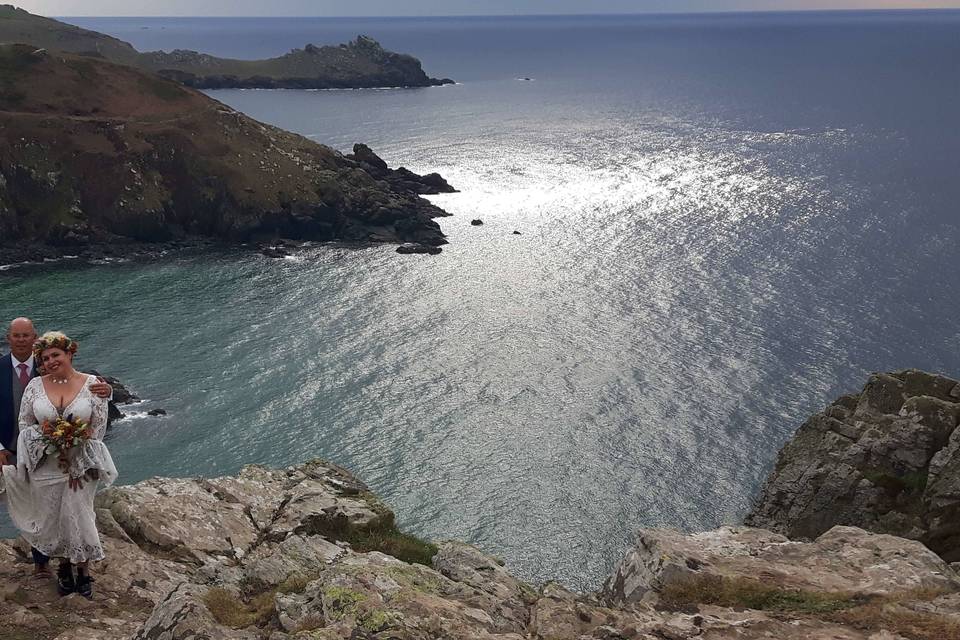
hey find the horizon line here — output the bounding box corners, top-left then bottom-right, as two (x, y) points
(55, 7), (960, 19)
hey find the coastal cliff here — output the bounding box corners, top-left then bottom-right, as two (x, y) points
(746, 368), (960, 562)
(1, 372), (958, 639)
(0, 6), (453, 89)
(0, 45), (455, 263)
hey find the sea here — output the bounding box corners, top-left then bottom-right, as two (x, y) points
(2, 11), (959, 590)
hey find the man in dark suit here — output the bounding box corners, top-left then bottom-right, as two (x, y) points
(0, 317), (41, 463)
(1, 317), (112, 575)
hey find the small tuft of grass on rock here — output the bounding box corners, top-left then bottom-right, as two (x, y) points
(825, 588), (958, 640)
(311, 512), (438, 566)
(203, 587), (276, 629)
(277, 572), (315, 595)
(659, 575), (862, 613)
(346, 525), (439, 566)
(862, 469), (928, 496)
(293, 613), (327, 633)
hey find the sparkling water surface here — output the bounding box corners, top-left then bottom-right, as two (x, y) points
(3, 12), (960, 589)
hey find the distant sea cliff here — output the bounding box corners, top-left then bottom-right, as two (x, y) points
(0, 5), (454, 89)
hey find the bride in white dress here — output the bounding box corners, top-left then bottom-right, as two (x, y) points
(0, 331), (117, 598)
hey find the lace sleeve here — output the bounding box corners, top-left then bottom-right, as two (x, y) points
(17, 378), (40, 431)
(66, 378), (118, 487)
(17, 378), (48, 472)
(87, 380), (109, 441)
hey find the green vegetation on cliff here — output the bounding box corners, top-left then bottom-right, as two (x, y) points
(0, 44), (451, 259)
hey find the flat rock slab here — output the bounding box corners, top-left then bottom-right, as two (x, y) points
(96, 460), (389, 564)
(603, 525), (960, 605)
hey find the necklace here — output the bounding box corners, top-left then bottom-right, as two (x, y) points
(50, 373), (74, 385)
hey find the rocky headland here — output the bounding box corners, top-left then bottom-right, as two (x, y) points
(0, 6), (453, 89)
(0, 44), (456, 265)
(746, 368), (960, 562)
(0, 370), (959, 639)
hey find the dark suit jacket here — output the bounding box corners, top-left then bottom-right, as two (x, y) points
(0, 352), (38, 451)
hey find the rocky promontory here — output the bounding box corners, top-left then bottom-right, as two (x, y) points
(0, 45), (454, 264)
(1, 372), (959, 639)
(746, 368), (960, 562)
(0, 6), (453, 89)
(0, 458), (956, 640)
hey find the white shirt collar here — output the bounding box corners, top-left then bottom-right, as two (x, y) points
(10, 353), (35, 372)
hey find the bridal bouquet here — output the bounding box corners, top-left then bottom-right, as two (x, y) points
(39, 415), (93, 455)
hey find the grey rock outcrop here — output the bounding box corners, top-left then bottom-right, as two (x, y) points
(746, 369), (960, 561)
(602, 525), (960, 605)
(346, 143), (458, 196)
(1, 457), (959, 639)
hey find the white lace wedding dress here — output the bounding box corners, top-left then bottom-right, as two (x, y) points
(0, 375), (118, 563)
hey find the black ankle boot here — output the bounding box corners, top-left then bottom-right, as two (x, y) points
(76, 572), (93, 599)
(57, 562), (75, 596)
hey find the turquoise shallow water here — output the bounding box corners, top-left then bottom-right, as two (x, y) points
(3, 12), (960, 589)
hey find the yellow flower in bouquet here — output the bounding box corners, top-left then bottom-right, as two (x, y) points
(39, 414), (92, 455)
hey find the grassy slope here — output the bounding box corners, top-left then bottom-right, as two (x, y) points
(0, 45), (446, 247)
(0, 4), (139, 63)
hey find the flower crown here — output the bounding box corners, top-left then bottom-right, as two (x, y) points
(32, 331), (79, 360)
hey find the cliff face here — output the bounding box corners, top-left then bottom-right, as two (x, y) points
(0, 45), (452, 261)
(0, 6), (452, 89)
(746, 369), (960, 562)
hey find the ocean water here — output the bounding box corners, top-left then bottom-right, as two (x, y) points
(3, 11), (960, 589)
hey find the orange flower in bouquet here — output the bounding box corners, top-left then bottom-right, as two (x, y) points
(39, 414), (93, 456)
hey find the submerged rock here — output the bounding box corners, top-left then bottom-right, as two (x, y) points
(746, 369), (960, 562)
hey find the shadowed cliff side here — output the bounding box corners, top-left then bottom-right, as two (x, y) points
(0, 45), (454, 262)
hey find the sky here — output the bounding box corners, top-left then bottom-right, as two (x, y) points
(13, 1), (960, 17)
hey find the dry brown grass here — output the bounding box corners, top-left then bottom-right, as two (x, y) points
(828, 599), (960, 640)
(203, 587), (276, 629)
(659, 574), (863, 613)
(660, 575), (960, 640)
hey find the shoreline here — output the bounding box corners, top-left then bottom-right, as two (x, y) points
(0, 237), (439, 273)
(0, 238), (217, 273)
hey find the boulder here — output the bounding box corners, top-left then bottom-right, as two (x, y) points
(95, 460), (390, 564)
